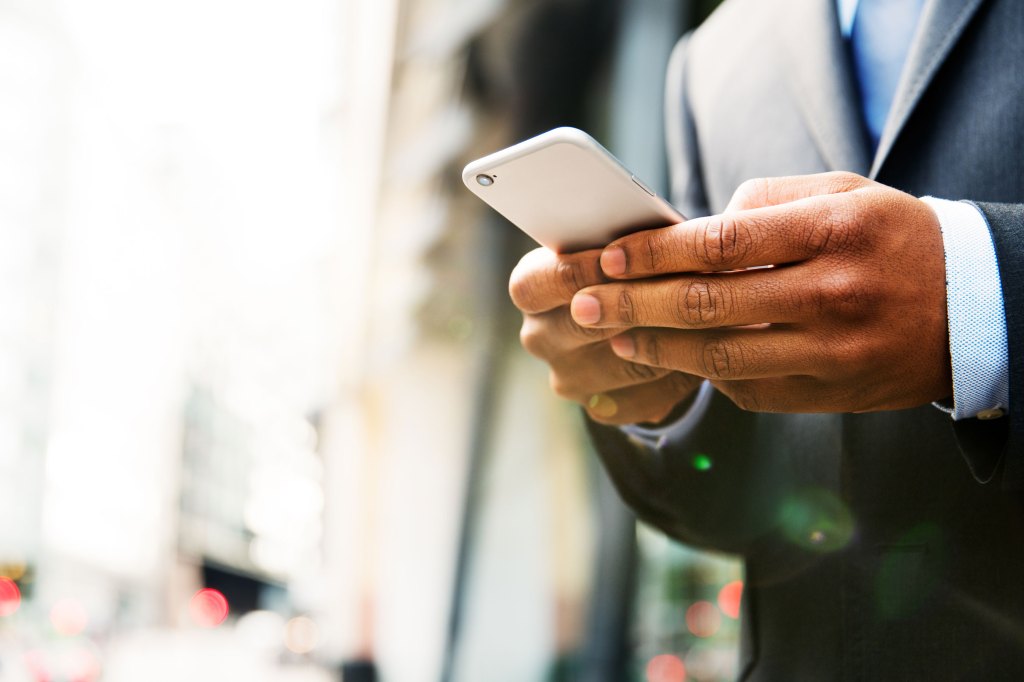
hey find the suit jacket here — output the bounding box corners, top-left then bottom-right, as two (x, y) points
(589, 0), (1024, 679)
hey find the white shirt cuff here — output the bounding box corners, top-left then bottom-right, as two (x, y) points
(922, 196), (1010, 421)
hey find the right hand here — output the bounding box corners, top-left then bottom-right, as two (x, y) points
(509, 247), (702, 425)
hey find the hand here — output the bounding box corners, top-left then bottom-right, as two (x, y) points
(509, 246), (702, 425)
(569, 172), (952, 413)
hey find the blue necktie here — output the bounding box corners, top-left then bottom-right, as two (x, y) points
(849, 0), (927, 149)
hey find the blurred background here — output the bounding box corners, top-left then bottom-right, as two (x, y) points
(0, 0), (740, 680)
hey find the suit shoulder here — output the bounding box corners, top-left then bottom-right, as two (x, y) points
(690, 0), (777, 56)
(684, 0), (781, 101)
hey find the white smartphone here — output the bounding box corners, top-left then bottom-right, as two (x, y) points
(462, 127), (685, 253)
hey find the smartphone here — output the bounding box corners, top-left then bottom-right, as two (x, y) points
(462, 127), (685, 253)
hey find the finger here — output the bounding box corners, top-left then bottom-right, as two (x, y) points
(520, 307), (621, 360)
(608, 327), (821, 381)
(599, 192), (860, 278)
(571, 268), (808, 329)
(548, 341), (673, 402)
(510, 246), (606, 314)
(585, 372), (702, 426)
(724, 171), (873, 213)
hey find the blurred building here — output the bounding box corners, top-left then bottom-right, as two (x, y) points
(0, 0), (736, 681)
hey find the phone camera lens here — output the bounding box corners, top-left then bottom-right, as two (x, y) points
(476, 174), (494, 187)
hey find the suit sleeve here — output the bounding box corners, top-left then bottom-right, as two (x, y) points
(956, 202), (1024, 489)
(589, 393), (785, 554)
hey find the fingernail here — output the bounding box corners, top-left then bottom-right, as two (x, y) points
(601, 245), (626, 277)
(610, 335), (636, 358)
(588, 393), (618, 418)
(571, 293), (601, 325)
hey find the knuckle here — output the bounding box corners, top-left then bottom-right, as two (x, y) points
(803, 192), (870, 261)
(670, 371), (697, 393)
(554, 259), (587, 295)
(644, 235), (667, 272)
(508, 250), (547, 312)
(827, 202), (867, 254)
(805, 219), (835, 255)
(733, 177), (769, 209)
(698, 215), (751, 267)
(509, 253), (594, 314)
(641, 333), (662, 367)
(677, 279), (729, 326)
(617, 289), (637, 324)
(825, 171), (867, 193)
(808, 203), (857, 258)
(817, 271), (867, 317)
(831, 334), (877, 374)
(519, 320), (541, 356)
(548, 371), (577, 400)
(623, 361), (659, 382)
(700, 336), (744, 379)
(508, 275), (536, 312)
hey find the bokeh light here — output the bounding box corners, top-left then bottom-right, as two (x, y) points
(2, 564), (27, 581)
(236, 609), (286, 652)
(777, 487), (854, 552)
(65, 645), (102, 682)
(189, 588), (229, 628)
(22, 649), (47, 678)
(284, 615), (320, 654)
(0, 577), (21, 616)
(646, 653), (687, 682)
(691, 454), (713, 472)
(717, 580), (743, 620)
(685, 601), (721, 638)
(22, 643), (102, 682)
(50, 598), (89, 636)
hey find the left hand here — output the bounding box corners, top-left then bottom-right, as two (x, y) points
(569, 171), (953, 414)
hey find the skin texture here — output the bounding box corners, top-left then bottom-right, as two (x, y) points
(509, 172), (953, 425)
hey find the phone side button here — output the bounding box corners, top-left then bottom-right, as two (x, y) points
(631, 175), (655, 196)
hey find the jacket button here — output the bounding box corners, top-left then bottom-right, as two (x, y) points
(977, 408), (1006, 420)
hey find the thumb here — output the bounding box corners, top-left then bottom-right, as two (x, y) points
(724, 171), (874, 213)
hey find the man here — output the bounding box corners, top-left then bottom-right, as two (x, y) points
(509, 0), (1023, 678)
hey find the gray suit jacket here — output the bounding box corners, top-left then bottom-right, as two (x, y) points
(589, 0), (1024, 679)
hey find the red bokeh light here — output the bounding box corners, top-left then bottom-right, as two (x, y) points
(22, 649), (47, 679)
(646, 654), (687, 682)
(189, 588), (229, 628)
(685, 601), (722, 638)
(0, 577), (21, 617)
(68, 645), (102, 682)
(717, 580), (744, 620)
(50, 598), (89, 637)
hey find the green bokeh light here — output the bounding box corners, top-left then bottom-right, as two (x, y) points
(777, 487), (855, 553)
(692, 454), (713, 471)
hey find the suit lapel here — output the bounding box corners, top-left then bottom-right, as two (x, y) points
(779, 0), (870, 175)
(870, 0), (989, 177)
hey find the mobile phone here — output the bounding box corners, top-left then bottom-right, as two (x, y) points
(462, 127), (685, 253)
